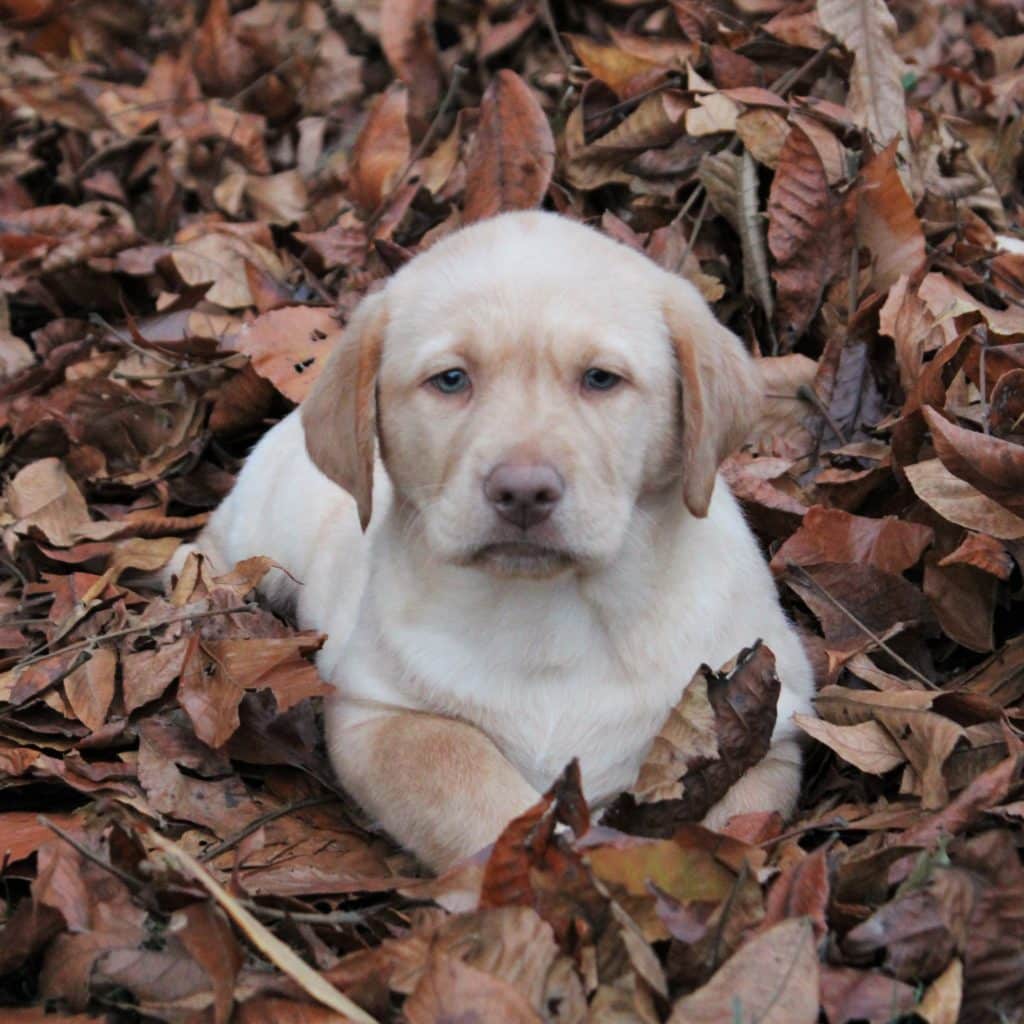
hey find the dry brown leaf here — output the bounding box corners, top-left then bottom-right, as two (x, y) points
(767, 124), (836, 341)
(700, 149), (774, 318)
(855, 142), (926, 293)
(244, 170), (309, 227)
(938, 533), (1013, 580)
(904, 459), (1024, 541)
(404, 954), (543, 1024)
(817, 0), (907, 151)
(879, 274), (954, 395)
(464, 71), (555, 223)
(146, 828), (378, 1024)
(924, 406), (1024, 518)
(379, 0), (442, 126)
(736, 108), (790, 168)
(7, 458), (121, 546)
(349, 85), (411, 214)
(770, 506), (934, 575)
(794, 714), (905, 774)
(604, 644), (780, 836)
(631, 671), (719, 803)
(63, 647), (116, 733)
(918, 272), (1024, 337)
(917, 957), (963, 1024)
(179, 637), (245, 749)
(226, 306), (341, 403)
(566, 35), (667, 99)
(171, 228), (285, 309)
(752, 353), (818, 457)
(668, 918), (818, 1024)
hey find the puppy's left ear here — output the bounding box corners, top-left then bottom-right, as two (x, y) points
(301, 291), (388, 530)
(663, 279), (763, 518)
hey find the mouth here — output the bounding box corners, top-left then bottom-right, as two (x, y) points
(469, 541), (575, 578)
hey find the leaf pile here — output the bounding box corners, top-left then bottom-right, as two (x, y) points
(1, 0), (1024, 1021)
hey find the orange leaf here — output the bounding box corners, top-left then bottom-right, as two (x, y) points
(464, 71), (555, 223)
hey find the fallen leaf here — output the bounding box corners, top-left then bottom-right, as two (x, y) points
(668, 918), (818, 1024)
(349, 85), (411, 214)
(855, 142), (926, 293)
(923, 406), (1024, 518)
(226, 306), (341, 403)
(63, 647), (116, 732)
(767, 124), (838, 341)
(904, 459), (1024, 541)
(794, 715), (905, 774)
(917, 957), (963, 1024)
(604, 644), (780, 835)
(464, 71), (555, 223)
(771, 506), (934, 575)
(817, 0), (907, 151)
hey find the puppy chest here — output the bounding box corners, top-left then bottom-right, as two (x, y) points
(473, 679), (676, 804)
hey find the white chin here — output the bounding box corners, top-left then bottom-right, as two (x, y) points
(469, 542), (576, 579)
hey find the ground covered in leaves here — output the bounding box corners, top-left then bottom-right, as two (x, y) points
(1, 0), (1023, 1021)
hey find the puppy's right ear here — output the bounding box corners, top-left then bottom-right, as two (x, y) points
(301, 291), (388, 530)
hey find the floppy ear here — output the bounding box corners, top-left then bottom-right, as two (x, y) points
(663, 279), (763, 518)
(301, 291), (388, 530)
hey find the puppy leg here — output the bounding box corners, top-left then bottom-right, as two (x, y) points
(702, 739), (802, 830)
(327, 708), (540, 872)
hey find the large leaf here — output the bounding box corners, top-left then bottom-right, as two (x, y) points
(817, 0), (907, 150)
(464, 71), (555, 223)
(767, 124), (838, 341)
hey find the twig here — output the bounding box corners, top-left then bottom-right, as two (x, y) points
(846, 242), (859, 327)
(709, 859), (749, 971)
(758, 819), (848, 849)
(88, 312), (177, 368)
(676, 191), (711, 276)
(786, 564), (936, 689)
(769, 40), (838, 97)
(146, 828), (379, 1024)
(111, 354), (241, 382)
(199, 795), (337, 863)
(364, 64), (469, 236)
(238, 901), (367, 927)
(16, 605), (252, 670)
(796, 383), (848, 445)
(538, 0), (573, 71)
(39, 815), (143, 893)
(978, 325), (990, 435)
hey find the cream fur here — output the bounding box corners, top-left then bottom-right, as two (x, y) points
(181, 212), (816, 870)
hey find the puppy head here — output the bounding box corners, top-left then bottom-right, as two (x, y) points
(302, 213), (761, 576)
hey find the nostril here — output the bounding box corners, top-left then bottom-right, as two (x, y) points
(484, 462), (564, 526)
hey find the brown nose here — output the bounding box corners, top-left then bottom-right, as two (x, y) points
(484, 463), (564, 530)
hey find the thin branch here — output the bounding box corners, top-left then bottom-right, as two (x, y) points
(199, 795), (337, 863)
(39, 815), (143, 893)
(88, 312), (177, 368)
(769, 40), (838, 97)
(758, 819), (848, 849)
(676, 191), (711, 276)
(796, 383), (848, 445)
(364, 64), (469, 236)
(237, 900), (367, 927)
(978, 325), (990, 435)
(111, 354), (241, 382)
(786, 564), (936, 689)
(16, 605), (252, 670)
(538, 0), (573, 71)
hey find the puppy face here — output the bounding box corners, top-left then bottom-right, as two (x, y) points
(303, 213), (762, 577)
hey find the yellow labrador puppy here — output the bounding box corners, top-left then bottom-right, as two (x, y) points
(185, 212), (815, 870)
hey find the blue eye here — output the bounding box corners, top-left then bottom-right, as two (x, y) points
(429, 368), (470, 394)
(582, 368), (622, 391)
